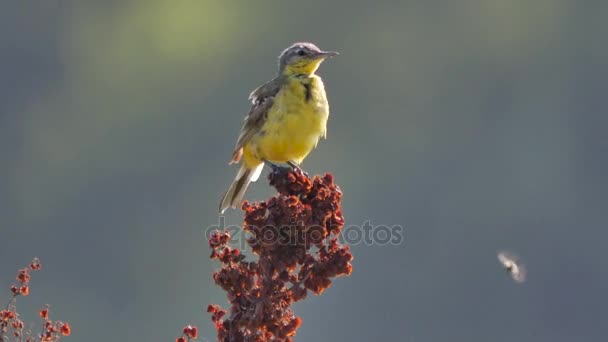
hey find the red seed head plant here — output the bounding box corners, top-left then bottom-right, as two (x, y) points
(1, 258), (71, 342)
(178, 168), (353, 342)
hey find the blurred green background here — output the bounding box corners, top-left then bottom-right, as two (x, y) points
(1, 1), (607, 341)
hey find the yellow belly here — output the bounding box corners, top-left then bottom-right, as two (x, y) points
(243, 76), (329, 167)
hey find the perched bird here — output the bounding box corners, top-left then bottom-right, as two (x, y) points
(219, 42), (338, 213)
(497, 251), (526, 283)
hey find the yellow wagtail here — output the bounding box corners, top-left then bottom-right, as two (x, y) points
(219, 42), (337, 213)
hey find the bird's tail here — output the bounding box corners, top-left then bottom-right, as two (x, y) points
(219, 163), (263, 214)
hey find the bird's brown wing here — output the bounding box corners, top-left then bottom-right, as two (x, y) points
(230, 77), (282, 164)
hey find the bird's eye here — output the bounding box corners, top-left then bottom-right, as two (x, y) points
(296, 49), (306, 56)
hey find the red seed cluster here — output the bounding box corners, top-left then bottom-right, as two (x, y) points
(207, 168), (353, 341)
(183, 325), (198, 339)
(38, 305), (71, 341)
(1, 259), (71, 342)
(176, 323), (202, 342)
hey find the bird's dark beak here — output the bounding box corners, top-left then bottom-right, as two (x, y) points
(317, 51), (339, 59)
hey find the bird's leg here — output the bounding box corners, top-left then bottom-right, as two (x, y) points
(264, 160), (291, 179)
(287, 160), (309, 178)
(263, 159), (280, 172)
(286, 160), (299, 169)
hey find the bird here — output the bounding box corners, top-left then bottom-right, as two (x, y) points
(219, 42), (338, 214)
(497, 251), (526, 283)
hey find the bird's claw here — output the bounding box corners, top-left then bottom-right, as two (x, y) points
(264, 160), (309, 178)
(287, 161), (309, 178)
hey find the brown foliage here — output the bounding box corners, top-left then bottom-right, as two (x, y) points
(206, 168), (353, 341)
(1, 259), (71, 342)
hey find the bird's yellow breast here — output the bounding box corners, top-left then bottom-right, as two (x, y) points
(243, 75), (329, 167)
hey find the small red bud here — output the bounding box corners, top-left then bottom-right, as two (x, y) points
(183, 325), (198, 339)
(40, 307), (49, 320)
(60, 322), (71, 336)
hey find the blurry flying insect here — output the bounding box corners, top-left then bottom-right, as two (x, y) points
(497, 251), (526, 283)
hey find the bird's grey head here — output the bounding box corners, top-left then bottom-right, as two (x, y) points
(278, 42), (338, 74)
